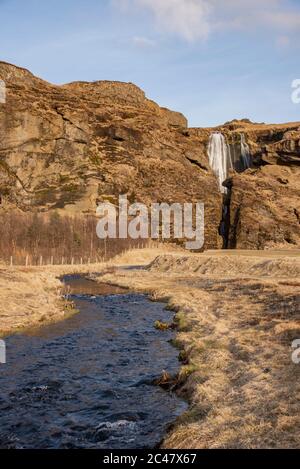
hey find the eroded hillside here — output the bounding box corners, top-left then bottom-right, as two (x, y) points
(0, 62), (299, 250)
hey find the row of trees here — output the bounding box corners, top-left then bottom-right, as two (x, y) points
(0, 211), (148, 265)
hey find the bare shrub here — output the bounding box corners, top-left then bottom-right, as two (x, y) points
(0, 211), (148, 265)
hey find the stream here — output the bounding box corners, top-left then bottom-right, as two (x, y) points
(0, 275), (187, 449)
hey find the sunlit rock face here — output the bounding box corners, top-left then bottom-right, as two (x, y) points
(227, 164), (300, 250)
(0, 61), (222, 250)
(0, 62), (299, 251)
(219, 121), (300, 250)
(192, 119), (300, 250)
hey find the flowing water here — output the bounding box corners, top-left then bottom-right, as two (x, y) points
(240, 133), (251, 170)
(208, 132), (229, 193)
(0, 276), (187, 449)
(208, 132), (251, 193)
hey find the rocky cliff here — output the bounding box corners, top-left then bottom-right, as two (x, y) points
(190, 120), (300, 250)
(222, 120), (300, 250)
(0, 62), (299, 250)
(0, 61), (222, 250)
(229, 123), (300, 249)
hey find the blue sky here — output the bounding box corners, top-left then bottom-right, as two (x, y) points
(0, 0), (299, 126)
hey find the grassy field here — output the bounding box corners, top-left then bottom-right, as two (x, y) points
(97, 249), (300, 449)
(0, 246), (175, 336)
(0, 262), (108, 337)
(1, 246), (299, 448)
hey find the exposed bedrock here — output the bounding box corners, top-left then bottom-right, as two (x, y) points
(191, 120), (300, 250)
(0, 62), (299, 250)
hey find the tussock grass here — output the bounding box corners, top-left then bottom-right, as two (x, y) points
(0, 244), (177, 336)
(0, 268), (73, 337)
(98, 248), (300, 449)
(2, 245), (299, 448)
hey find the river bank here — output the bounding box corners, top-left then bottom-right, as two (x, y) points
(0, 274), (187, 449)
(94, 249), (300, 449)
(1, 247), (300, 448)
(0, 248), (172, 337)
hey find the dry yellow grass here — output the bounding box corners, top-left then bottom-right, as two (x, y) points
(0, 245), (176, 336)
(0, 268), (68, 337)
(0, 262), (113, 336)
(1, 246), (299, 448)
(97, 249), (300, 449)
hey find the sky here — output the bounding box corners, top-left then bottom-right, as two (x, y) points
(0, 0), (300, 126)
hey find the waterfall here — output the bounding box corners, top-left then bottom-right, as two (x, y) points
(207, 133), (230, 194)
(240, 133), (251, 170)
(207, 132), (251, 193)
(0, 80), (6, 104)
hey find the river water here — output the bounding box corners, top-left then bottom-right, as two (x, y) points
(0, 275), (186, 449)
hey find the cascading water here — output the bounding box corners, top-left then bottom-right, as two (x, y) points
(207, 131), (252, 248)
(240, 133), (251, 170)
(208, 132), (252, 193)
(207, 133), (230, 194)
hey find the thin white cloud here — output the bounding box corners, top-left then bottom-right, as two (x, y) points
(132, 36), (157, 47)
(276, 35), (291, 49)
(212, 0), (300, 31)
(134, 0), (212, 41)
(113, 0), (300, 42)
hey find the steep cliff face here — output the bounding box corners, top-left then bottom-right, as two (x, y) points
(189, 120), (300, 250)
(227, 165), (300, 249)
(0, 61), (221, 249)
(0, 62), (299, 251)
(221, 121), (300, 250)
